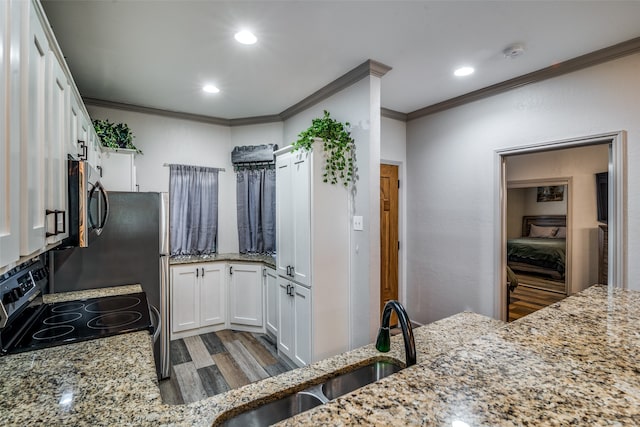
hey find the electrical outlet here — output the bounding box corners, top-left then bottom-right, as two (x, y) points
(353, 216), (364, 231)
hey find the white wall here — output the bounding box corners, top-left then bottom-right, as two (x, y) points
(283, 76), (380, 348)
(506, 189), (526, 239)
(406, 53), (640, 324)
(381, 116), (408, 314)
(86, 105), (283, 253)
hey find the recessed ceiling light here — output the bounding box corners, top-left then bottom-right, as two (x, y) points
(453, 66), (475, 77)
(234, 30), (257, 45)
(203, 84), (220, 94)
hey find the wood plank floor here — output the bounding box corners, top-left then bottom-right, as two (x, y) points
(515, 271), (566, 294)
(159, 330), (297, 405)
(508, 285), (567, 322)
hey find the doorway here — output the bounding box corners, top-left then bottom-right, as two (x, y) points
(496, 131), (627, 322)
(380, 164), (399, 323)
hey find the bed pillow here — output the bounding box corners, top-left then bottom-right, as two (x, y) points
(529, 224), (558, 238)
(555, 227), (567, 238)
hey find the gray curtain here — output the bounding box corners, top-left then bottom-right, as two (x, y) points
(237, 168), (276, 254)
(169, 164), (219, 256)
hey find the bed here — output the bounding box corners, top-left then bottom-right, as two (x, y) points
(507, 215), (566, 280)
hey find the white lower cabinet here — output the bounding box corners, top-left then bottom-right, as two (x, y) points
(265, 267), (278, 338)
(171, 261), (271, 339)
(170, 262), (226, 338)
(228, 263), (263, 328)
(277, 277), (311, 367)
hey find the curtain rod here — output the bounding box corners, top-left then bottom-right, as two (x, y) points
(163, 163), (225, 172)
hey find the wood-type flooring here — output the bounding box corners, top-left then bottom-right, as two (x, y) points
(508, 285), (567, 322)
(159, 330), (297, 405)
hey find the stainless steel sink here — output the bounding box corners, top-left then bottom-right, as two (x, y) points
(219, 390), (324, 427)
(322, 360), (402, 400)
(218, 361), (402, 426)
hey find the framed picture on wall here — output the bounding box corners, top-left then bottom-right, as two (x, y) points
(537, 185), (564, 202)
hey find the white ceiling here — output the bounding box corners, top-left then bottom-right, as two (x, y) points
(41, 1), (640, 120)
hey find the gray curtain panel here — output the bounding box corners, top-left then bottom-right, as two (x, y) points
(236, 168), (276, 254)
(169, 164), (219, 256)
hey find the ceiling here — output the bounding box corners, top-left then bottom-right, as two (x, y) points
(41, 1), (640, 121)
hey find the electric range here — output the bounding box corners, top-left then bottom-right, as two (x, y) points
(0, 259), (154, 355)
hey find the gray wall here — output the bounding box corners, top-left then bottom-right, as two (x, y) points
(406, 53), (640, 324)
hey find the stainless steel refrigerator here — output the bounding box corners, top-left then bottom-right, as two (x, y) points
(51, 192), (171, 380)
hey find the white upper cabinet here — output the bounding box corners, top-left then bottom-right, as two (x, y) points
(100, 149), (137, 191)
(45, 50), (69, 244)
(0, 0), (20, 267)
(0, 0), (99, 272)
(19, 1), (48, 256)
(69, 93), (83, 160)
(275, 149), (311, 286)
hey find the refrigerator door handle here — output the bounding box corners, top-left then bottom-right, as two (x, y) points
(150, 304), (161, 343)
(159, 255), (171, 379)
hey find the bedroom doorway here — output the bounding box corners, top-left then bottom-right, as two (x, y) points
(496, 131), (627, 322)
(506, 179), (571, 321)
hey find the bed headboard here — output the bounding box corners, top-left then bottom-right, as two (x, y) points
(521, 215), (566, 237)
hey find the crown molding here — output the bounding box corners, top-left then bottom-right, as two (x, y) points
(279, 59), (392, 120)
(381, 108), (408, 122)
(84, 59), (392, 126)
(83, 97), (232, 126)
(407, 36), (640, 121)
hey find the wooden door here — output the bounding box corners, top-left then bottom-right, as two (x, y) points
(380, 164), (399, 323)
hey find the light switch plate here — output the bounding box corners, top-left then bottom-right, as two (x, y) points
(353, 216), (363, 231)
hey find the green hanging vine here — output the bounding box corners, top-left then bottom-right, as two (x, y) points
(292, 110), (355, 187)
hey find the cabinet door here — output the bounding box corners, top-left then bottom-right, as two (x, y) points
(293, 284), (311, 366)
(78, 110), (90, 164)
(277, 277), (294, 360)
(265, 267), (278, 337)
(69, 93), (81, 160)
(171, 265), (199, 332)
(228, 263), (263, 327)
(100, 150), (136, 191)
(0, 0), (19, 268)
(45, 50), (69, 244)
(275, 152), (293, 278)
(200, 263), (226, 327)
(20, 3), (47, 255)
(291, 151), (311, 286)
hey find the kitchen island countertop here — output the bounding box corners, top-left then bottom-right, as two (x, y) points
(2, 285), (639, 425)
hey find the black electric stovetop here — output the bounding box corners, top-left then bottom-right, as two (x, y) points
(8, 292), (153, 354)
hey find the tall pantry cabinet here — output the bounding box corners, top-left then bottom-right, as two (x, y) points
(275, 143), (350, 367)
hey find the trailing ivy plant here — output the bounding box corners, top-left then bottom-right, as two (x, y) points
(93, 119), (142, 154)
(292, 110), (355, 186)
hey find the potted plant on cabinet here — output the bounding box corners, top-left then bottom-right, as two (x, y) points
(93, 119), (142, 154)
(291, 110), (355, 187)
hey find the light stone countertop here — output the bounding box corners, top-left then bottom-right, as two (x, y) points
(170, 253), (275, 269)
(2, 284), (639, 426)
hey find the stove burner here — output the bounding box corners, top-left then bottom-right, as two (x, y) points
(32, 325), (75, 341)
(43, 312), (83, 325)
(87, 311), (142, 329)
(52, 302), (85, 313)
(85, 296), (141, 313)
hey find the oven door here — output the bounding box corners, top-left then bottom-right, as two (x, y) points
(87, 169), (109, 238)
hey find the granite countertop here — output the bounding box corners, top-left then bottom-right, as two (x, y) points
(2, 284), (639, 426)
(170, 252), (275, 268)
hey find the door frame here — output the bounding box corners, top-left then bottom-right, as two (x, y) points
(495, 131), (627, 321)
(380, 160), (405, 310)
